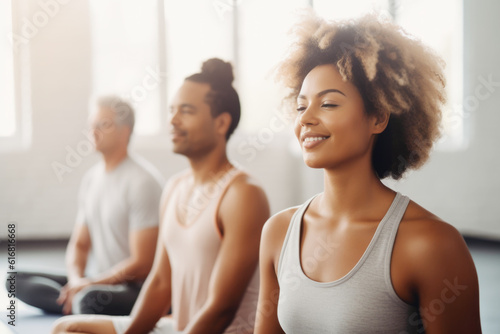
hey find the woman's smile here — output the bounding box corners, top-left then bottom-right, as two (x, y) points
(301, 133), (330, 149)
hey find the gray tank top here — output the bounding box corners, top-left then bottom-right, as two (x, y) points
(277, 192), (421, 333)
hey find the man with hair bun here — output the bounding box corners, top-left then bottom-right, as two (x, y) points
(10, 95), (163, 316)
(255, 12), (481, 334)
(53, 59), (270, 334)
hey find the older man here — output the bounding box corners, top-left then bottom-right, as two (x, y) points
(11, 96), (163, 315)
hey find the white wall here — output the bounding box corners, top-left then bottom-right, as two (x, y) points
(381, 0), (500, 239)
(1, 0), (499, 240)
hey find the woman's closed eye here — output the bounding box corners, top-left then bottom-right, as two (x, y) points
(296, 105), (307, 113)
(296, 103), (338, 113)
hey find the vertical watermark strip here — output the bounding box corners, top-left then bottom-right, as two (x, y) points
(5, 223), (17, 327)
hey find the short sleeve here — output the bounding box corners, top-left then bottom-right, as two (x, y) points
(127, 176), (163, 231)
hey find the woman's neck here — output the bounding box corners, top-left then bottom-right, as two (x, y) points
(320, 159), (393, 221)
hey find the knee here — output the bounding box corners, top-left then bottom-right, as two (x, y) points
(73, 286), (113, 315)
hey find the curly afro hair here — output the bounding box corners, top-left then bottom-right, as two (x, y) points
(276, 11), (446, 179)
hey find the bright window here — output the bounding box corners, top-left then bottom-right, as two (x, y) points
(163, 0), (234, 106)
(0, 0), (31, 152)
(0, 0), (16, 138)
(395, 0), (464, 150)
(313, 0), (465, 150)
(89, 0), (164, 136)
(237, 0), (309, 132)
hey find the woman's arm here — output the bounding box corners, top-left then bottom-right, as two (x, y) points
(401, 218), (482, 334)
(255, 210), (295, 334)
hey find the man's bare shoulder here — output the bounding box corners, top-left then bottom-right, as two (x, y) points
(222, 173), (268, 207)
(217, 172), (270, 234)
(227, 172), (263, 189)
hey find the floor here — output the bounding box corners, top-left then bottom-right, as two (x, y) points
(0, 240), (66, 334)
(0, 237), (499, 334)
(466, 237), (500, 333)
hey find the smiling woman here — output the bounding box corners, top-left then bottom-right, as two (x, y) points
(255, 11), (481, 334)
(278, 13), (446, 180)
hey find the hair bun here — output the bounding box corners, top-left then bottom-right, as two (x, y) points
(201, 58), (234, 86)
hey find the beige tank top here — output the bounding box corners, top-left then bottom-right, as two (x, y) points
(162, 167), (259, 333)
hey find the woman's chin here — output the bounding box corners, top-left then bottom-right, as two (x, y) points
(303, 158), (327, 169)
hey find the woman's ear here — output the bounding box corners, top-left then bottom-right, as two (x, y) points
(372, 112), (390, 134)
(215, 112), (232, 137)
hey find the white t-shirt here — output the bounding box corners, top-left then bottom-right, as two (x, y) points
(75, 155), (164, 276)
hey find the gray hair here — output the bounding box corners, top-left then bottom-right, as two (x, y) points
(95, 95), (135, 133)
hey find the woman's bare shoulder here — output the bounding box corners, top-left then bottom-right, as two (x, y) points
(262, 207), (300, 241)
(396, 199), (472, 273)
(260, 206), (300, 266)
(398, 199), (462, 243)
